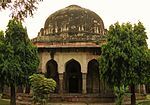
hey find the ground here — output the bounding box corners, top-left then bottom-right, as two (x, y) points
(137, 101), (150, 105)
(0, 99), (150, 105)
(0, 99), (9, 105)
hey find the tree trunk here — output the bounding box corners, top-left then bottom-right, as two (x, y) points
(0, 84), (4, 93)
(25, 83), (30, 94)
(10, 84), (16, 105)
(17, 85), (23, 93)
(131, 84), (136, 105)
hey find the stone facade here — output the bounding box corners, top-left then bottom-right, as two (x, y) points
(38, 51), (99, 73)
(38, 49), (100, 93)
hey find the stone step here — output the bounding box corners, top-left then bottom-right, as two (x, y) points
(47, 103), (115, 105)
(16, 101), (32, 105)
(16, 102), (115, 105)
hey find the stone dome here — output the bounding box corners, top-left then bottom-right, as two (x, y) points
(39, 5), (105, 36)
(33, 5), (106, 44)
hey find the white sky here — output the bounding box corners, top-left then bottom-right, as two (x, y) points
(0, 0), (150, 47)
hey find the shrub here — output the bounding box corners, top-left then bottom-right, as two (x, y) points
(29, 74), (56, 105)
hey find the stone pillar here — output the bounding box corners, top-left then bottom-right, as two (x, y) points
(59, 73), (63, 94)
(138, 84), (146, 94)
(138, 85), (141, 94)
(143, 85), (146, 94)
(82, 73), (87, 94)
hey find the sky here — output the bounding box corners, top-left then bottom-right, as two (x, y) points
(0, 0), (150, 47)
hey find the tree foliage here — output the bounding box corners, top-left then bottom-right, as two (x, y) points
(0, 0), (43, 20)
(0, 19), (39, 105)
(29, 74), (56, 105)
(114, 85), (128, 105)
(99, 22), (150, 105)
(4, 18), (39, 84)
(0, 30), (5, 92)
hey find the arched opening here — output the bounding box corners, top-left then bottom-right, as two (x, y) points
(146, 84), (150, 93)
(65, 59), (82, 93)
(46, 59), (59, 93)
(87, 59), (100, 93)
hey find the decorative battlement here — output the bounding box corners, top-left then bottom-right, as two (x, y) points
(38, 25), (105, 36)
(32, 34), (106, 44)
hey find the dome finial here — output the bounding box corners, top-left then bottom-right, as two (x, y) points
(66, 5), (81, 8)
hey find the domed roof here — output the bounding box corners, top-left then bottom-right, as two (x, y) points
(33, 5), (106, 44)
(42, 5), (105, 36)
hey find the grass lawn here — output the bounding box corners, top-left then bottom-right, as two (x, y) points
(0, 99), (9, 105)
(137, 101), (150, 105)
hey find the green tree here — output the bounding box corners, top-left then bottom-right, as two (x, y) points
(0, 0), (43, 20)
(29, 74), (56, 105)
(114, 85), (128, 105)
(0, 19), (39, 105)
(99, 22), (150, 105)
(0, 30), (5, 93)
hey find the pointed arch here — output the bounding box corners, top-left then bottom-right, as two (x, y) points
(86, 59), (100, 93)
(64, 59), (82, 93)
(46, 59), (59, 93)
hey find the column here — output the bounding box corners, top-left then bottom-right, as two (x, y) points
(139, 84), (146, 94)
(59, 73), (63, 94)
(143, 85), (146, 94)
(82, 73), (87, 94)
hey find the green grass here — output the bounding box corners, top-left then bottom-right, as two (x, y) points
(0, 99), (9, 105)
(137, 101), (150, 105)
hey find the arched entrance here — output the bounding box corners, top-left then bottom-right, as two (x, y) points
(87, 59), (100, 93)
(65, 59), (82, 93)
(146, 84), (150, 93)
(46, 59), (59, 93)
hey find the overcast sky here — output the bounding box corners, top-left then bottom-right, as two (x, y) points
(0, 0), (150, 47)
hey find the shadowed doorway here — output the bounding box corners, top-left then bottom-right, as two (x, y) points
(87, 59), (100, 93)
(46, 59), (59, 93)
(65, 59), (82, 93)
